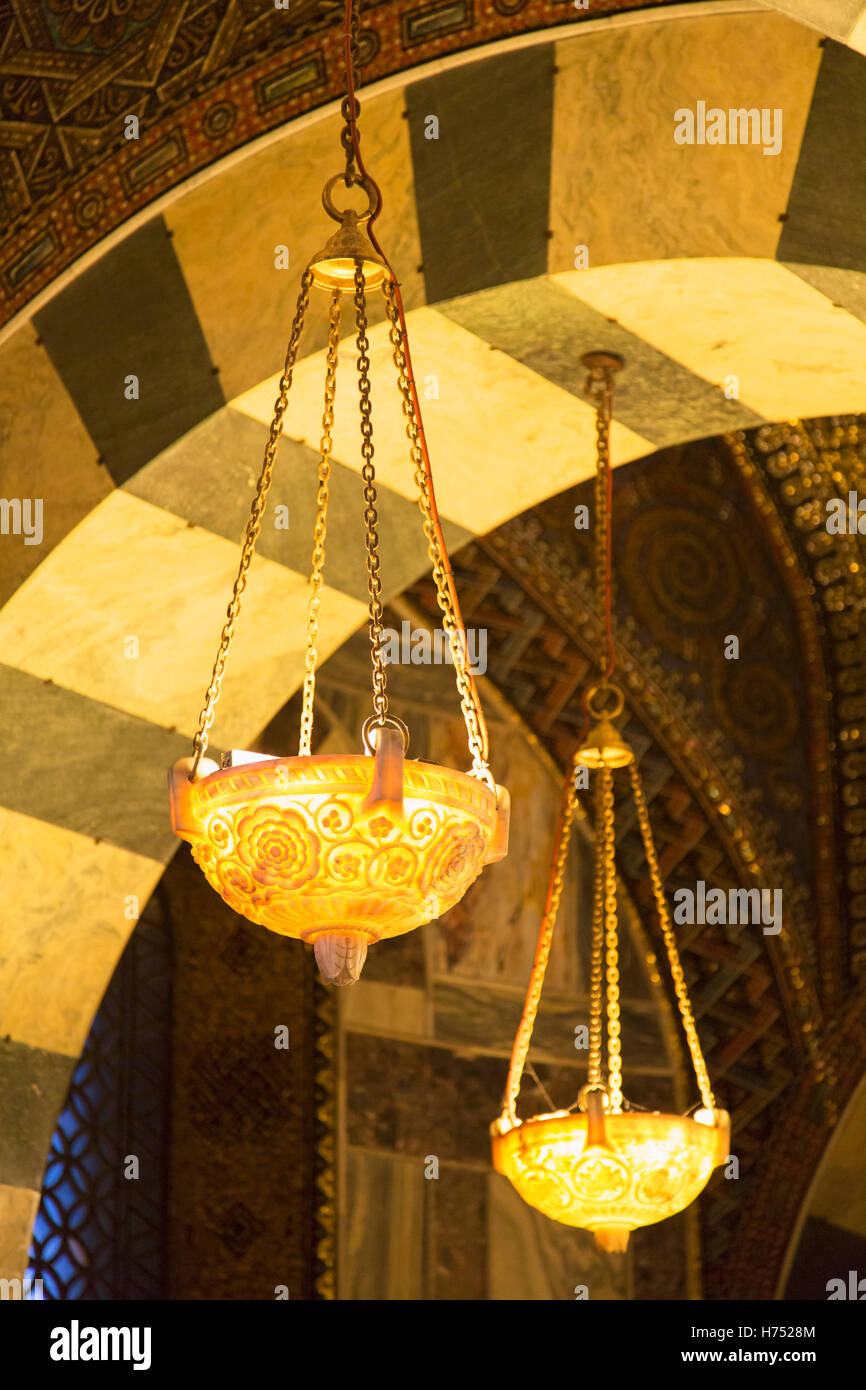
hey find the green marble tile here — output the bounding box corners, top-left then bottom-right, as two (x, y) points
(407, 46), (554, 303)
(0, 324), (109, 609)
(346, 1033), (505, 1164)
(440, 278), (761, 447)
(433, 979), (580, 1058)
(343, 1150), (426, 1299)
(0, 663), (191, 858)
(488, 1173), (629, 1300)
(34, 218), (223, 487)
(779, 41), (866, 270)
(786, 262), (866, 324)
(430, 1164), (487, 1300)
(433, 978), (668, 1072)
(125, 406), (471, 606)
(0, 1039), (75, 1190)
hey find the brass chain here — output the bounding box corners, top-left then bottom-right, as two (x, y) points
(340, 0), (362, 183)
(629, 761), (716, 1113)
(382, 278), (493, 787)
(354, 263), (388, 726)
(587, 365), (615, 685)
(190, 268), (314, 778)
(593, 392), (610, 641)
(600, 766), (623, 1113)
(299, 291), (342, 757)
(588, 771), (605, 1086)
(587, 364), (617, 1096)
(503, 774), (579, 1124)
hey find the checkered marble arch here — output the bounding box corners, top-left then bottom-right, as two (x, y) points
(3, 0), (866, 323)
(2, 7), (866, 1282)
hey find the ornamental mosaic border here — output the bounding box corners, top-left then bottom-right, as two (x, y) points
(731, 419), (866, 998)
(0, 0), (665, 322)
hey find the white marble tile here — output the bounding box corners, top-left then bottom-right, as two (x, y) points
(0, 808), (163, 1056)
(233, 305), (652, 537)
(549, 13), (822, 269)
(555, 259), (866, 420)
(0, 490), (367, 748)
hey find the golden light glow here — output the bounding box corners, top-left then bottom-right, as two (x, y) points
(170, 752), (501, 957)
(576, 716), (635, 770)
(492, 1107), (730, 1252)
(310, 254), (388, 293)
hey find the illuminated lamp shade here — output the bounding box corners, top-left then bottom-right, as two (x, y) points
(169, 748), (507, 983)
(168, 1), (508, 987)
(492, 1102), (730, 1253)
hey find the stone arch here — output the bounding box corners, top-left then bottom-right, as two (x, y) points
(3, 6), (866, 1279)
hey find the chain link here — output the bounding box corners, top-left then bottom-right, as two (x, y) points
(588, 772), (605, 1087)
(588, 367), (615, 684)
(341, 105), (359, 184)
(340, 0), (362, 182)
(382, 278), (493, 787)
(599, 766), (623, 1113)
(353, 263), (389, 726)
(190, 269), (314, 778)
(349, 0), (362, 76)
(629, 761), (716, 1112)
(593, 397), (610, 638)
(299, 291), (342, 757)
(503, 772), (579, 1124)
(498, 351), (717, 1129)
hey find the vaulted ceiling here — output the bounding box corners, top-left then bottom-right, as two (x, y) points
(2, 0), (866, 1297)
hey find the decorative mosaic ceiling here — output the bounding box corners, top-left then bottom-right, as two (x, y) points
(0, 0), (684, 318)
(5, 0), (866, 323)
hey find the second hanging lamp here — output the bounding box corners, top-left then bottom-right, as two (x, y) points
(491, 353), (729, 1252)
(168, 0), (509, 985)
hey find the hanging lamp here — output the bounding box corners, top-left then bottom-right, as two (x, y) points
(491, 353), (728, 1252)
(168, 0), (509, 985)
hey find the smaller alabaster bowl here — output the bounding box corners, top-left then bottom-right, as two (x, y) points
(492, 1106), (730, 1252)
(169, 752), (507, 982)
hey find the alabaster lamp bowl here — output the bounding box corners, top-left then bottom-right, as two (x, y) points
(491, 1104), (730, 1252)
(170, 749), (508, 984)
